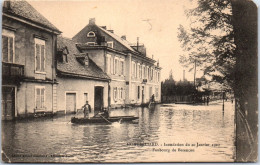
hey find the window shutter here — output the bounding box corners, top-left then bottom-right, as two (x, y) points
(122, 61), (125, 76)
(2, 36), (8, 62)
(41, 88), (45, 108)
(110, 57), (113, 74)
(41, 45), (45, 72)
(36, 88), (41, 108)
(106, 56), (109, 73)
(36, 44), (40, 71)
(113, 58), (115, 74)
(122, 88), (125, 99)
(9, 37), (13, 62)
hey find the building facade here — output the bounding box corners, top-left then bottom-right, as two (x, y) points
(2, 2), (161, 120)
(56, 36), (110, 115)
(2, 1), (61, 120)
(73, 18), (161, 108)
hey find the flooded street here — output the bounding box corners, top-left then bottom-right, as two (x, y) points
(2, 102), (235, 163)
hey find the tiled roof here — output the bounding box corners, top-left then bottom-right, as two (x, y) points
(97, 26), (136, 52)
(4, 0), (61, 33)
(96, 25), (157, 63)
(57, 36), (110, 81)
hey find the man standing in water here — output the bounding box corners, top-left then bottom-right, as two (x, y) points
(82, 101), (91, 119)
(206, 96), (210, 106)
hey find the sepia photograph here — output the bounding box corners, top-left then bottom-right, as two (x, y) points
(1, 0), (258, 163)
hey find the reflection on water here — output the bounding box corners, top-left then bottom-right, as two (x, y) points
(2, 102), (235, 162)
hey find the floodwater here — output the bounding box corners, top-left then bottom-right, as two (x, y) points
(2, 101), (235, 163)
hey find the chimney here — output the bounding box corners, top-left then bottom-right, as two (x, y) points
(89, 18), (96, 25)
(157, 59), (160, 67)
(108, 30), (114, 33)
(101, 26), (107, 30)
(84, 53), (89, 66)
(121, 35), (126, 40)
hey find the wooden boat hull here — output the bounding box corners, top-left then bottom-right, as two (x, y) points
(71, 116), (139, 124)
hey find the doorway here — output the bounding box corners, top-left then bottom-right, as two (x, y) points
(66, 93), (76, 114)
(94, 86), (103, 115)
(142, 86), (144, 104)
(2, 86), (15, 120)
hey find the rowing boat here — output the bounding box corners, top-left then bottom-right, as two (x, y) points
(71, 116), (139, 124)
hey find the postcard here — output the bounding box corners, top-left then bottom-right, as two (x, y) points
(1, 0), (258, 163)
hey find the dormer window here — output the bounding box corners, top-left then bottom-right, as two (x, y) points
(57, 46), (68, 63)
(107, 41), (113, 48)
(87, 31), (95, 37)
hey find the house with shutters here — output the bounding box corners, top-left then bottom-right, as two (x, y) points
(56, 36), (110, 115)
(2, 1), (61, 120)
(73, 18), (161, 108)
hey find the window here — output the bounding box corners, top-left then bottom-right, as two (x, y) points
(132, 62), (137, 78)
(110, 56), (113, 74)
(106, 55), (111, 74)
(132, 62), (135, 77)
(113, 87), (117, 101)
(139, 65), (142, 79)
(2, 29), (15, 63)
(114, 58), (118, 75)
(155, 71), (157, 82)
(158, 72), (160, 82)
(137, 86), (140, 99)
(35, 86), (45, 109)
(35, 38), (45, 73)
(120, 60), (124, 76)
(87, 31), (95, 37)
(84, 93), (88, 102)
(148, 67), (150, 80)
(151, 68), (154, 80)
(137, 64), (140, 78)
(135, 63), (138, 78)
(107, 41), (113, 48)
(121, 88), (123, 99)
(87, 42), (95, 46)
(143, 66), (146, 79)
(118, 88), (121, 100)
(155, 88), (159, 97)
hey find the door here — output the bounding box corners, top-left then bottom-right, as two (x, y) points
(2, 87), (15, 120)
(142, 86), (144, 104)
(94, 86), (103, 115)
(66, 93), (76, 114)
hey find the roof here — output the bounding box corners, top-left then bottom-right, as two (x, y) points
(57, 36), (110, 81)
(96, 26), (157, 64)
(3, 0), (61, 33)
(96, 26), (136, 52)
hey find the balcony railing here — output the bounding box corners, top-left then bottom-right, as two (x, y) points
(2, 62), (24, 81)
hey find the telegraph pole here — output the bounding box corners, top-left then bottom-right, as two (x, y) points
(194, 59), (196, 88)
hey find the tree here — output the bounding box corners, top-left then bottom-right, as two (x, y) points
(178, 0), (257, 161)
(178, 0), (235, 87)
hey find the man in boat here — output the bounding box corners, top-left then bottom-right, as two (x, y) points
(82, 101), (91, 119)
(100, 107), (109, 118)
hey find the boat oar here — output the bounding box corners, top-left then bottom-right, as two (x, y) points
(67, 109), (81, 124)
(99, 114), (112, 123)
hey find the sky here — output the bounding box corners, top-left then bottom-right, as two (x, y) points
(29, 0), (198, 81)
